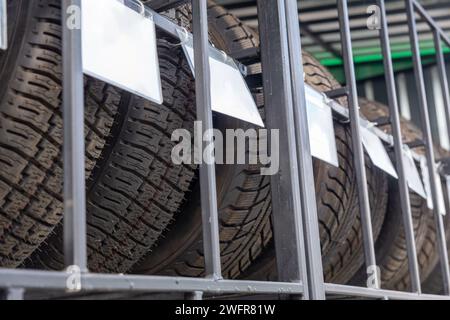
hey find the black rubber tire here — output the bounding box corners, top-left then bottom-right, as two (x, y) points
(132, 3), (388, 283)
(133, 3), (273, 278)
(0, 0), (122, 267)
(421, 187), (450, 294)
(24, 37), (198, 273)
(349, 98), (431, 290)
(240, 127), (389, 284)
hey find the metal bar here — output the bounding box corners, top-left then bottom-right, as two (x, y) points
(191, 0), (222, 279)
(285, 0), (325, 300)
(412, 0), (450, 48)
(406, 139), (425, 149)
(185, 291), (203, 300)
(377, 0), (421, 293)
(0, 0), (6, 50)
(325, 283), (450, 300)
(406, 0), (450, 294)
(142, 0), (189, 12)
(257, 0), (310, 299)
(1, 288), (25, 300)
(62, 0), (87, 271)
(0, 269), (304, 295)
(337, 0), (379, 288)
(299, 20), (341, 58)
(325, 87), (349, 99)
(372, 116), (391, 127)
(433, 30), (450, 145)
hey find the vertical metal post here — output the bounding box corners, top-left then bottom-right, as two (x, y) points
(191, 0), (222, 280)
(284, 0), (325, 299)
(0, 0), (6, 50)
(406, 0), (450, 294)
(377, 0), (421, 293)
(433, 30), (450, 142)
(258, 0), (311, 300)
(337, 0), (379, 288)
(62, 0), (87, 271)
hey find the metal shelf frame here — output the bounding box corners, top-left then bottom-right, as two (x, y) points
(0, 0), (450, 300)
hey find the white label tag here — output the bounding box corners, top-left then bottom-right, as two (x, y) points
(179, 30), (264, 127)
(361, 126), (398, 179)
(82, 0), (163, 104)
(420, 158), (446, 215)
(305, 85), (339, 167)
(402, 146), (427, 199)
(0, 0), (6, 50)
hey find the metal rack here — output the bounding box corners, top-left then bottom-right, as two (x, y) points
(0, 0), (450, 300)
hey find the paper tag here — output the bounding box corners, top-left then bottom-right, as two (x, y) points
(178, 30), (264, 127)
(361, 126), (398, 178)
(304, 85), (339, 167)
(82, 0), (163, 104)
(0, 0), (6, 50)
(402, 146), (427, 199)
(420, 158), (446, 215)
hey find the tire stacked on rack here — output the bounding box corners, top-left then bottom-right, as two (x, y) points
(352, 98), (450, 292)
(0, 0), (125, 268)
(131, 2), (388, 284)
(20, 2), (198, 273)
(349, 99), (430, 290)
(238, 121), (389, 283)
(421, 177), (450, 294)
(422, 214), (450, 294)
(418, 136), (450, 294)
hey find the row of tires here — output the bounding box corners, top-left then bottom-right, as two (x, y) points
(0, 0), (448, 295)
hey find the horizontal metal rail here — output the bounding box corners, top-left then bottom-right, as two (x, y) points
(0, 269), (304, 295)
(324, 284), (450, 300)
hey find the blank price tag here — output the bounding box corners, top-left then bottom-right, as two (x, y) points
(179, 30), (264, 127)
(402, 146), (427, 199)
(82, 0), (163, 104)
(305, 85), (338, 167)
(420, 158), (446, 215)
(0, 0), (6, 50)
(361, 126), (398, 179)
